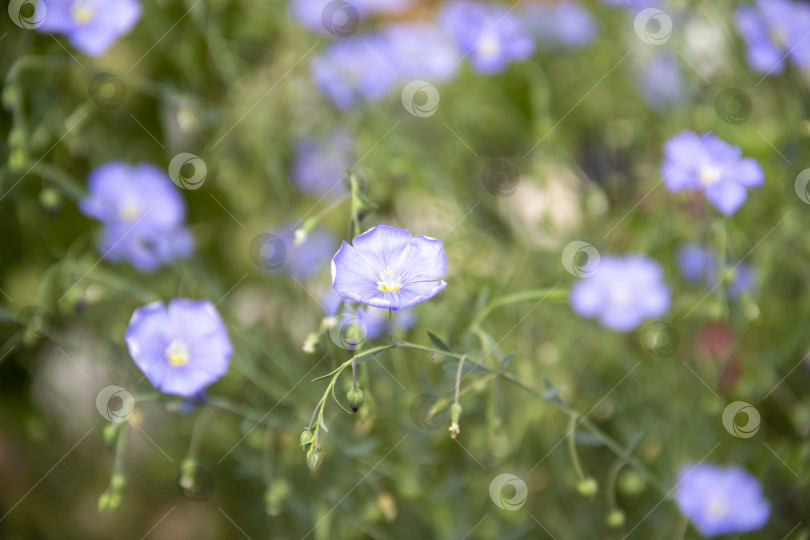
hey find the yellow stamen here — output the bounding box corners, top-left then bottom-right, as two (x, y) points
(166, 340), (189, 366)
(71, 3), (95, 24)
(377, 266), (403, 292)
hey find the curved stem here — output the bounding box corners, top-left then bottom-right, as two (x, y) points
(469, 288), (568, 329)
(566, 414), (586, 481)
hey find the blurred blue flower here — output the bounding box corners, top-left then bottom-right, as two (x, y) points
(438, 0), (535, 73)
(678, 244), (756, 298)
(291, 129), (353, 196)
(524, 1), (597, 51)
(310, 35), (398, 110)
(39, 0), (141, 57)
(331, 224), (447, 310)
(79, 162), (194, 272)
(675, 463), (770, 537)
(290, 0), (410, 35)
(267, 224), (337, 280)
(125, 299), (233, 397)
(570, 254), (670, 331)
(662, 131), (764, 216)
(636, 52), (686, 110)
(379, 22), (462, 81)
(736, 0), (810, 75)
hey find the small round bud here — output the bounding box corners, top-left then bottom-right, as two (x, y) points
(576, 477), (598, 498)
(98, 491), (111, 512)
(110, 474), (126, 491)
(103, 422), (121, 447)
(347, 389), (364, 412)
(39, 188), (62, 214)
(606, 509), (625, 528)
(307, 447), (324, 471)
(618, 470), (645, 497)
(300, 429), (314, 447)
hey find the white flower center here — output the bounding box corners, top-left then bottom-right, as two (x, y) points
(706, 496), (728, 520)
(119, 201), (140, 221)
(165, 339), (189, 366)
(377, 266), (403, 292)
(71, 1), (95, 24)
(478, 36), (501, 59)
(699, 164), (722, 186)
(610, 288), (631, 307)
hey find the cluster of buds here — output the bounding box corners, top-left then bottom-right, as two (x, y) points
(300, 428), (323, 472)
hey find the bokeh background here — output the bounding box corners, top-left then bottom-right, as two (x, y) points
(2, 0), (810, 538)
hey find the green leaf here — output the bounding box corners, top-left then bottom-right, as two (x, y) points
(574, 431), (604, 447)
(311, 365), (344, 382)
(626, 433), (644, 454)
(427, 331), (451, 352)
(442, 360), (486, 374)
(500, 352), (516, 373)
(542, 387), (561, 400)
(332, 384), (352, 415)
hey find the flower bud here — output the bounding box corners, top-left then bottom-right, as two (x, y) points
(302, 333), (318, 354)
(449, 403), (462, 438)
(300, 429), (314, 448)
(307, 446), (324, 471)
(576, 477), (598, 498)
(103, 422), (121, 447)
(347, 389), (364, 412)
(606, 509), (625, 528)
(110, 473), (126, 491)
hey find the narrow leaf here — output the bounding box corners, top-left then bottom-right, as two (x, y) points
(500, 352), (516, 373)
(427, 331), (451, 352)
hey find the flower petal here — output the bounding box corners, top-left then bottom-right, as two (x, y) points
(704, 180), (748, 215)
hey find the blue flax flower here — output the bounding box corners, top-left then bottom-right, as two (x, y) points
(570, 254), (670, 331)
(331, 224), (447, 311)
(524, 1), (597, 51)
(735, 0), (810, 75)
(676, 463), (770, 537)
(125, 299), (233, 397)
(39, 0), (141, 57)
(379, 22), (462, 81)
(438, 0), (535, 73)
(678, 244), (756, 298)
(310, 35), (398, 111)
(291, 129), (353, 197)
(662, 131), (764, 216)
(79, 162), (194, 272)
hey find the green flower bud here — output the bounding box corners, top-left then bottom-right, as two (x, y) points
(576, 477), (598, 498)
(347, 389), (364, 412)
(103, 422), (121, 447)
(307, 446), (324, 472)
(39, 188), (61, 214)
(98, 491), (110, 512)
(450, 403), (462, 424)
(300, 429), (314, 447)
(606, 509), (625, 528)
(110, 473), (126, 491)
(618, 470), (645, 497)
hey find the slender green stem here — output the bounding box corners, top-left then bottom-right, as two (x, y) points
(566, 414), (586, 481)
(454, 356), (465, 404)
(605, 458), (625, 510)
(469, 288), (568, 329)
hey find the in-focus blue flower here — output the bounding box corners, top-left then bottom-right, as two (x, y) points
(310, 35), (399, 110)
(125, 299), (233, 397)
(79, 162), (194, 271)
(331, 224), (448, 310)
(570, 254), (670, 331)
(291, 129), (353, 197)
(379, 22), (462, 81)
(675, 463), (770, 537)
(636, 52), (687, 110)
(661, 131), (764, 216)
(735, 0), (810, 75)
(524, 1), (597, 51)
(39, 0), (141, 57)
(678, 244), (756, 298)
(438, 0), (535, 73)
